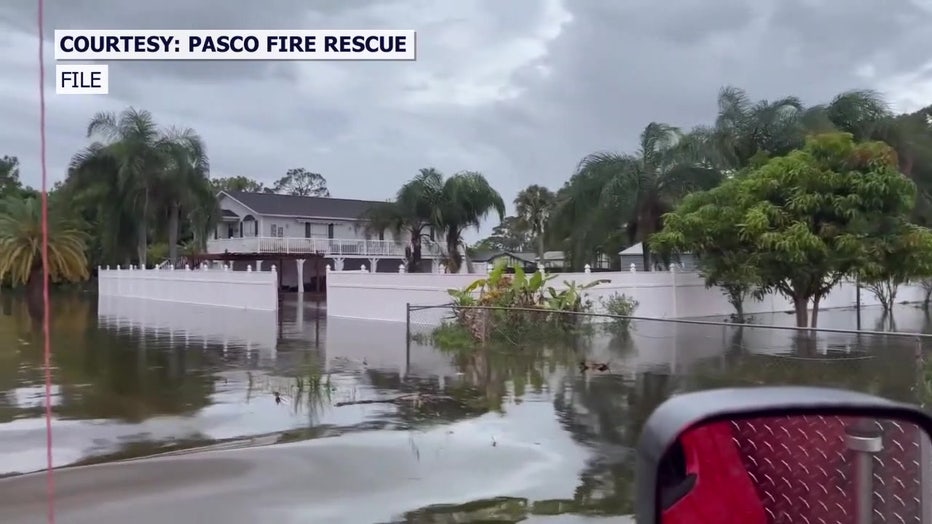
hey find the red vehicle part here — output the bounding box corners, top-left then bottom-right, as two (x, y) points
(660, 415), (923, 523)
(659, 421), (767, 524)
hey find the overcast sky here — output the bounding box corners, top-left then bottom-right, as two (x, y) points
(2, 0), (932, 239)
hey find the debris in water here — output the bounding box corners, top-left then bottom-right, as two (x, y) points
(579, 360), (610, 373)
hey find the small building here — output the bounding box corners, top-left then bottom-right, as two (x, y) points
(469, 251), (538, 272)
(618, 242), (698, 271)
(205, 191), (445, 290)
(469, 250), (611, 272)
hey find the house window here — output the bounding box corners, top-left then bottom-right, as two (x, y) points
(254, 221), (258, 236)
(239, 221), (243, 237)
(327, 223), (334, 239)
(305, 222), (311, 238)
(277, 226), (284, 237)
(270, 224), (276, 236)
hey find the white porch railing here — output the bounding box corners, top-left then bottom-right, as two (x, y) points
(206, 236), (444, 258)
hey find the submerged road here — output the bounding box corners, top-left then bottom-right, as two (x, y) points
(0, 422), (634, 523)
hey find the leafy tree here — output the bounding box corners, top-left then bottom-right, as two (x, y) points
(211, 175), (266, 193)
(0, 156), (25, 199)
(651, 181), (758, 323)
(654, 132), (926, 328)
(858, 223), (932, 313)
(514, 185), (554, 261)
(272, 168), (329, 197)
(471, 216), (532, 253)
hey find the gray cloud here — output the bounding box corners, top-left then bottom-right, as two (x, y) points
(1, 0), (931, 240)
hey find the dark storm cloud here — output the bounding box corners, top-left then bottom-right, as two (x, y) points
(1, 0), (931, 239)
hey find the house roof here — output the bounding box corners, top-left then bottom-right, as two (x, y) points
(470, 251), (538, 264)
(222, 191), (388, 220)
(470, 250), (567, 263)
(221, 209), (239, 218)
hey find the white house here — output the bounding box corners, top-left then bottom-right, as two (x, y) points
(206, 191), (444, 288)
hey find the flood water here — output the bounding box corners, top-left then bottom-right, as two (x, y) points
(1, 292), (930, 522)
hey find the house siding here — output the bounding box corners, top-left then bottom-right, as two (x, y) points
(216, 194), (409, 242)
(215, 195), (260, 239)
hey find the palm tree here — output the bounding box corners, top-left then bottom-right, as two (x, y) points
(84, 108), (173, 267)
(803, 89), (892, 141)
(363, 168), (442, 272)
(561, 123), (722, 270)
(158, 127), (213, 264)
(64, 144), (138, 267)
(514, 184), (555, 263)
(434, 171), (505, 273)
(711, 86), (807, 170)
(365, 168), (504, 273)
(0, 196), (89, 318)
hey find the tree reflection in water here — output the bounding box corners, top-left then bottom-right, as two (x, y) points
(400, 311), (932, 521)
(398, 325), (665, 520)
(0, 293), (217, 426)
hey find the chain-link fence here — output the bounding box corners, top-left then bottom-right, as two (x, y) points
(406, 303), (932, 523)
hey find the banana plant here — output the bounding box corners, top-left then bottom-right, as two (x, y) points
(544, 279), (610, 311)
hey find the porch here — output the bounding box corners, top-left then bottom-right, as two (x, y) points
(206, 236), (444, 258)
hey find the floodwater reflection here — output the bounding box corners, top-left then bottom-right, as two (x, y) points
(0, 294), (929, 522)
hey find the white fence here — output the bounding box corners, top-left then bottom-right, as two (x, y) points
(97, 295), (278, 352)
(325, 268), (928, 323)
(97, 265), (279, 311)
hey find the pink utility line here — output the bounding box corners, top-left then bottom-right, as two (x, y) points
(36, 0), (56, 522)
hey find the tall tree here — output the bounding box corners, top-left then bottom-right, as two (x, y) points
(362, 168), (441, 272)
(433, 171), (505, 273)
(366, 168), (504, 273)
(514, 185), (555, 262)
(68, 107), (216, 267)
(159, 128), (213, 264)
(84, 108), (172, 267)
(272, 168), (330, 197)
(65, 144), (138, 267)
(554, 122), (722, 271)
(710, 86), (807, 170)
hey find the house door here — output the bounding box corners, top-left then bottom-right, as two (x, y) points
(227, 224), (236, 238)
